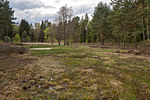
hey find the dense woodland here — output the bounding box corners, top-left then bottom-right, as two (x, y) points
(0, 0), (150, 47)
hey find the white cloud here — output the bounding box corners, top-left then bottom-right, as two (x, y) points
(9, 0), (111, 23)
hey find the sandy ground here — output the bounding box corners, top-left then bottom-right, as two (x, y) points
(29, 48), (52, 50)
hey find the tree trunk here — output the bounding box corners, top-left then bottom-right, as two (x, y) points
(123, 25), (126, 48)
(147, 20), (149, 39)
(101, 33), (104, 45)
(58, 40), (61, 46)
(51, 40), (53, 45)
(67, 42), (69, 46)
(146, 5), (150, 40)
(134, 35), (137, 48)
(123, 35), (126, 48)
(66, 23), (70, 46)
(118, 37), (120, 45)
(66, 32), (69, 46)
(66, 33), (69, 46)
(64, 22), (66, 46)
(142, 18), (145, 40)
(6, 24), (8, 42)
(102, 38), (104, 45)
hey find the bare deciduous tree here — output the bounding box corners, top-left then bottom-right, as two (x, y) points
(34, 23), (41, 42)
(57, 4), (73, 46)
(56, 22), (63, 46)
(49, 24), (56, 45)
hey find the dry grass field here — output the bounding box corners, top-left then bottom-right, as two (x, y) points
(0, 43), (150, 99)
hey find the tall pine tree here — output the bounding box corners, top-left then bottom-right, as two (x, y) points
(0, 0), (15, 41)
(92, 2), (111, 45)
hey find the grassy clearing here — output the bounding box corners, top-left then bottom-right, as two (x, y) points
(31, 45), (90, 56)
(1, 45), (150, 99)
(28, 45), (150, 99)
(26, 45), (64, 48)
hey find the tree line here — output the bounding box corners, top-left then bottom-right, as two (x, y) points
(0, 0), (150, 48)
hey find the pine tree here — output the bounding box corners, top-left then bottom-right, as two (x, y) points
(91, 2), (111, 45)
(0, 0), (15, 41)
(79, 14), (89, 43)
(39, 20), (46, 42)
(110, 0), (123, 44)
(19, 19), (30, 41)
(145, 0), (150, 39)
(110, 0), (140, 48)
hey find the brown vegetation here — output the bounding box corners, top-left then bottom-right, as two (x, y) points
(0, 43), (27, 55)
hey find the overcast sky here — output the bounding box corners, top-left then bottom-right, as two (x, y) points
(9, 0), (111, 23)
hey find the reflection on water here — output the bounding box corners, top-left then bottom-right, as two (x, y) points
(49, 86), (53, 90)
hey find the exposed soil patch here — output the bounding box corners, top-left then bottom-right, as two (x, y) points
(0, 43), (27, 54)
(29, 48), (52, 50)
(85, 43), (150, 55)
(0, 55), (33, 72)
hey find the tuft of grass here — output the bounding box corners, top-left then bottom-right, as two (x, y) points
(97, 49), (118, 52)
